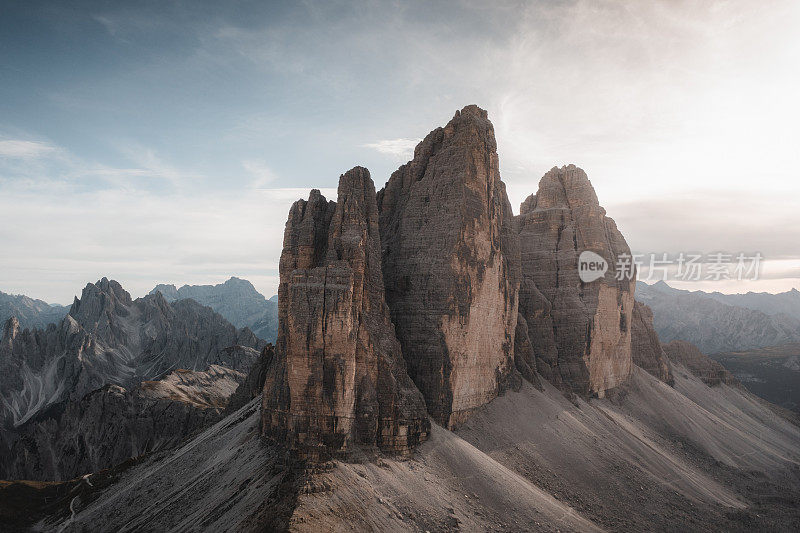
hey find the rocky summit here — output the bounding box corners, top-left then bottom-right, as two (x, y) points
(262, 167), (429, 457)
(516, 164), (635, 398)
(266, 106), (643, 449)
(377, 105), (521, 428)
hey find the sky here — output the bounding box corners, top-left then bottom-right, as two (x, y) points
(1, 0), (799, 303)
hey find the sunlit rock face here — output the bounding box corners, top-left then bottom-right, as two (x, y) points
(376, 105), (521, 429)
(631, 301), (674, 386)
(262, 167), (429, 457)
(516, 165), (634, 397)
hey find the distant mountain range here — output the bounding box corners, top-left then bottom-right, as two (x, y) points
(0, 278), (265, 480)
(635, 281), (800, 414)
(150, 277), (278, 343)
(0, 277), (264, 428)
(0, 291), (68, 331)
(706, 287), (800, 320)
(635, 281), (800, 353)
(2, 277), (279, 346)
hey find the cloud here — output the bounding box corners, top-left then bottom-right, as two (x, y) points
(489, 0), (800, 206)
(0, 135), (199, 194)
(606, 190), (800, 261)
(0, 140), (57, 158)
(92, 14), (120, 37)
(113, 144), (200, 189)
(2, 0), (798, 299)
(362, 138), (421, 160)
(0, 186), (334, 303)
(242, 160), (277, 188)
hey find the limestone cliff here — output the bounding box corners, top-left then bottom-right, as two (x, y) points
(225, 345), (275, 415)
(377, 105), (521, 428)
(516, 165), (634, 397)
(262, 167), (429, 457)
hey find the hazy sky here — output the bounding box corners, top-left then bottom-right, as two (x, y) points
(1, 0), (798, 303)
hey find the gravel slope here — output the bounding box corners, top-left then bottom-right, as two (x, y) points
(32, 366), (800, 532)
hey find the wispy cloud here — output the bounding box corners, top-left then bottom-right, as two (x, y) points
(242, 159), (277, 188)
(2, 0), (798, 298)
(362, 138), (421, 160)
(607, 190), (800, 261)
(0, 135), (200, 193)
(114, 144), (199, 189)
(0, 140), (57, 158)
(92, 14), (120, 37)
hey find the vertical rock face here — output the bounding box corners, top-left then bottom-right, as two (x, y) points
(516, 165), (634, 397)
(631, 301), (674, 386)
(262, 167), (429, 457)
(376, 105), (521, 428)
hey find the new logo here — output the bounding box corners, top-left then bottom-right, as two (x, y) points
(578, 251), (607, 283)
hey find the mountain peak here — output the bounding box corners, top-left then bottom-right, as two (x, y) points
(148, 277), (277, 342)
(377, 105), (518, 428)
(529, 164), (600, 212)
(68, 278), (133, 332)
(150, 284), (179, 301)
(516, 164), (634, 397)
(264, 163), (429, 454)
(453, 104), (488, 120)
(222, 277), (256, 290)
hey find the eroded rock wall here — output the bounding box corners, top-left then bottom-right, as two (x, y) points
(516, 165), (634, 397)
(376, 105), (521, 428)
(262, 167), (429, 457)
